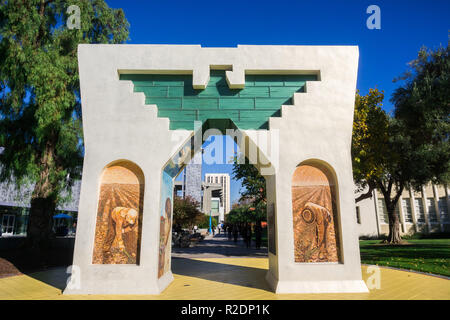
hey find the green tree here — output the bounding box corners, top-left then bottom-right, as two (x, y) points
(353, 88), (423, 243)
(226, 203), (266, 225)
(0, 0), (129, 253)
(352, 88), (389, 204)
(197, 215), (217, 229)
(353, 44), (449, 243)
(173, 196), (204, 230)
(231, 160), (267, 225)
(391, 45), (450, 186)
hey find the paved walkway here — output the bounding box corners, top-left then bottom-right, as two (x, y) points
(172, 233), (267, 258)
(0, 234), (449, 300)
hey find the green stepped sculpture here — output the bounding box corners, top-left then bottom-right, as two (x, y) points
(120, 71), (316, 130)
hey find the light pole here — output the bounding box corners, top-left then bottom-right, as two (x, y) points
(209, 210), (212, 234)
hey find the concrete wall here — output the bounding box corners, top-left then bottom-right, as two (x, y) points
(355, 192), (379, 238)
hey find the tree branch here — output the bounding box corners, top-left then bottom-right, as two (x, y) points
(355, 183), (375, 203)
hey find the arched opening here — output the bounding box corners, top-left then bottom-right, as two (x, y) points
(92, 160), (145, 265)
(157, 120), (276, 283)
(291, 161), (341, 263)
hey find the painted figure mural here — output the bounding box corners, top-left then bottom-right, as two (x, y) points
(291, 163), (340, 262)
(158, 171), (174, 278)
(92, 161), (144, 264)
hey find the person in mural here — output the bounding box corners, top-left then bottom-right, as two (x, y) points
(110, 207), (139, 258)
(158, 197), (172, 278)
(292, 164), (340, 263)
(92, 162), (143, 265)
(297, 202), (332, 260)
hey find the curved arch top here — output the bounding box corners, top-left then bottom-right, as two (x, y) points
(92, 160), (145, 265)
(291, 161), (341, 263)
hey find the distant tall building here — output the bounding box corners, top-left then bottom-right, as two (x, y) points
(183, 152), (202, 205)
(204, 173), (230, 215)
(172, 155), (231, 222)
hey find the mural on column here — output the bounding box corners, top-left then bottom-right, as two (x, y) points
(292, 163), (340, 263)
(158, 171), (174, 278)
(92, 161), (144, 264)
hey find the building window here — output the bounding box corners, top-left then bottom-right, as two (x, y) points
(377, 199), (388, 224)
(401, 199), (413, 223)
(356, 206), (361, 224)
(426, 198), (437, 222)
(1, 214), (15, 235)
(438, 197), (449, 222)
(414, 198), (425, 223)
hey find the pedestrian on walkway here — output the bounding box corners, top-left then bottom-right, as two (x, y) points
(227, 224), (232, 240)
(254, 223), (262, 249)
(241, 225), (246, 244)
(232, 224), (238, 243)
(245, 224), (252, 248)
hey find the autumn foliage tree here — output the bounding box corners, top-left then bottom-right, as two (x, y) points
(0, 0), (129, 253)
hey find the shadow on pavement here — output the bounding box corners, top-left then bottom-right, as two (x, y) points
(172, 233), (268, 258)
(28, 267), (70, 290)
(0, 233), (271, 292)
(172, 256), (271, 292)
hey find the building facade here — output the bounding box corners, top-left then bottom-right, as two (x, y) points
(201, 181), (225, 222)
(204, 173), (230, 215)
(182, 151), (203, 204)
(356, 183), (450, 237)
(174, 166), (230, 223)
(0, 178), (80, 236)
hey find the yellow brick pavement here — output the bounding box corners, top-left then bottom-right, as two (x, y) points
(0, 258), (448, 300)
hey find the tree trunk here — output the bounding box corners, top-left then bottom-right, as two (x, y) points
(24, 142), (58, 264)
(378, 179), (404, 244)
(27, 195), (56, 249)
(386, 204), (402, 244)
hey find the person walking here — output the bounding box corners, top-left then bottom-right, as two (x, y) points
(241, 224), (246, 244)
(227, 224), (232, 240)
(232, 224), (238, 243)
(254, 223), (262, 249)
(245, 224), (252, 248)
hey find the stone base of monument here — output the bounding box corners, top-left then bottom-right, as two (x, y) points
(157, 271), (174, 294)
(266, 271), (368, 294)
(63, 266), (164, 295)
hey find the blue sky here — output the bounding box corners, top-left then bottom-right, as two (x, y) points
(106, 0), (449, 203)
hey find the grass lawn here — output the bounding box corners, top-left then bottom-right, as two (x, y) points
(359, 239), (450, 277)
